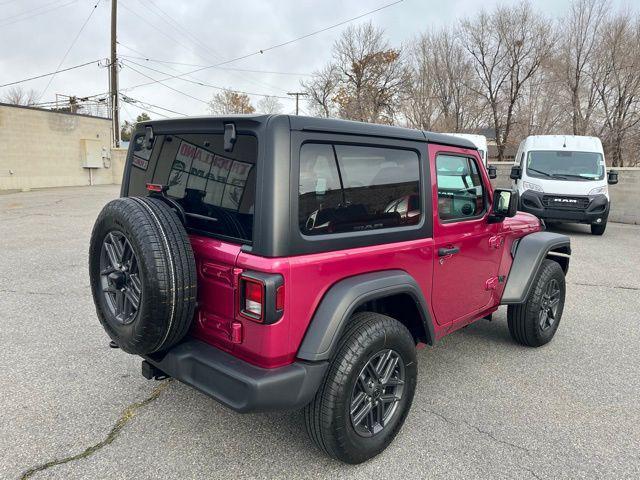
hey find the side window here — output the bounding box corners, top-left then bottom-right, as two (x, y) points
(436, 154), (485, 221)
(299, 143), (421, 235)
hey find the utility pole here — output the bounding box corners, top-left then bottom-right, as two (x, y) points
(287, 92), (307, 115)
(110, 0), (120, 147)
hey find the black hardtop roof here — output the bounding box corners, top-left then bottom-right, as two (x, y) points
(141, 114), (477, 150)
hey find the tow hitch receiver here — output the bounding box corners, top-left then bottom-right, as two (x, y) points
(141, 360), (170, 380)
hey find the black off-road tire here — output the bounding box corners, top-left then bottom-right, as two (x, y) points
(507, 259), (565, 347)
(590, 222), (607, 235)
(89, 196), (197, 355)
(304, 312), (417, 464)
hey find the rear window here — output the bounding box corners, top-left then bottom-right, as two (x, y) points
(299, 143), (421, 235)
(127, 133), (257, 243)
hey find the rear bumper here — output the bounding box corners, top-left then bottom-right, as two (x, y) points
(143, 340), (328, 413)
(519, 191), (609, 224)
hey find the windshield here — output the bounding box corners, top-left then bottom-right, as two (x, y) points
(526, 150), (604, 181)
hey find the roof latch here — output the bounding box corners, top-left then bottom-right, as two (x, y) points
(143, 125), (154, 150)
(224, 123), (237, 152)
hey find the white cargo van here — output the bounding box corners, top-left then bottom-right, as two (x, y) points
(445, 133), (488, 167)
(510, 135), (618, 235)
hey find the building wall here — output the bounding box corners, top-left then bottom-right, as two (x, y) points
(489, 162), (640, 225)
(0, 103), (116, 191)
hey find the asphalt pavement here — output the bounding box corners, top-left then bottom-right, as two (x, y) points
(1, 185), (638, 479)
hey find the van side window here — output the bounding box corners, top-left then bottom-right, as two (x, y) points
(299, 143), (421, 235)
(436, 154), (485, 221)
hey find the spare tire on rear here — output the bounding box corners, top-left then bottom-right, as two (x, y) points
(89, 196), (197, 355)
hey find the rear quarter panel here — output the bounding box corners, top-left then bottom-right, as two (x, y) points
(234, 238), (436, 367)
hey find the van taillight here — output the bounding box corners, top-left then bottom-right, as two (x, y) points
(239, 272), (284, 324)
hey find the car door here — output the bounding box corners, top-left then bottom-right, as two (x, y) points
(430, 145), (503, 326)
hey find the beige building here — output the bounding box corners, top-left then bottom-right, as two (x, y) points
(0, 103), (126, 192)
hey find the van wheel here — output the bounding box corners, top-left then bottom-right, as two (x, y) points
(304, 312), (417, 464)
(590, 222), (607, 235)
(507, 259), (565, 347)
(89, 197), (197, 355)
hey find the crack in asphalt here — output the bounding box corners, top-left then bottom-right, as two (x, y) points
(462, 420), (530, 452)
(18, 380), (171, 480)
(426, 409), (541, 477)
(425, 408), (529, 452)
(570, 281), (639, 291)
(524, 467), (543, 479)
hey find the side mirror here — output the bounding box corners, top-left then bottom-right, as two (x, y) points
(488, 188), (518, 223)
(608, 169), (618, 185)
(487, 164), (497, 179)
(510, 165), (522, 180)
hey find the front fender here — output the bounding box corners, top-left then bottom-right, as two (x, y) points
(297, 270), (434, 362)
(501, 231), (571, 304)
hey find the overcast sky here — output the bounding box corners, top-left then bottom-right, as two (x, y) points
(0, 0), (634, 122)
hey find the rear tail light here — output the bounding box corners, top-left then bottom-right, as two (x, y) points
(239, 272), (284, 324)
(242, 278), (264, 320)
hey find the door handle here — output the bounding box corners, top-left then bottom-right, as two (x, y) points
(438, 246), (460, 257)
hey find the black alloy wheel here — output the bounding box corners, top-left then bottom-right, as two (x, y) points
(538, 278), (560, 331)
(350, 349), (405, 437)
(100, 231), (141, 325)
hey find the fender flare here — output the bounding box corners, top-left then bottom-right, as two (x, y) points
(297, 270), (435, 362)
(501, 231), (571, 305)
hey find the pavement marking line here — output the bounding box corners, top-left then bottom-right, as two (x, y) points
(18, 380), (172, 480)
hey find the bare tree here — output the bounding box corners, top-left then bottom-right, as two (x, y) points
(304, 22), (408, 124)
(332, 22), (409, 124)
(209, 89), (255, 115)
(2, 86), (39, 106)
(460, 2), (555, 161)
(256, 96), (283, 114)
(429, 28), (478, 132)
(595, 12), (640, 166)
(559, 0), (609, 135)
(402, 34), (439, 130)
(302, 65), (339, 118)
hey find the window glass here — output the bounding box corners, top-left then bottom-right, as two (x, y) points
(526, 150), (604, 180)
(150, 133), (257, 242)
(436, 154), (485, 221)
(299, 143), (421, 235)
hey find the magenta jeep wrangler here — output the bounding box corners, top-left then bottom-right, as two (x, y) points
(90, 116), (570, 463)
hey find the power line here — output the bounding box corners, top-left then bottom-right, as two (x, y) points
(121, 58), (291, 100)
(143, 0), (224, 62)
(118, 53), (312, 77)
(0, 0), (76, 27)
(122, 61), (210, 105)
(120, 94), (186, 116)
(0, 0), (70, 23)
(134, 0), (287, 94)
(118, 1), (404, 92)
(38, 0), (102, 102)
(118, 1), (219, 64)
(121, 98), (169, 119)
(0, 59), (102, 88)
